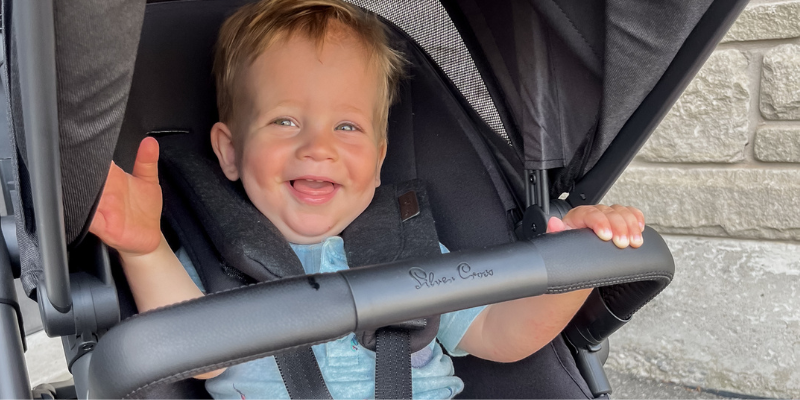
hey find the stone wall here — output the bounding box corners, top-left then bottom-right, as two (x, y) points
(602, 1), (800, 398)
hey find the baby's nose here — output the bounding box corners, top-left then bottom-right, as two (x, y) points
(298, 129), (338, 161)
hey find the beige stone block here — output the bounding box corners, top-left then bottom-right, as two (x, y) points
(722, 1), (800, 42)
(638, 51), (749, 163)
(606, 235), (800, 399)
(24, 331), (72, 388)
(602, 167), (800, 240)
(755, 127), (800, 162)
(761, 44), (800, 120)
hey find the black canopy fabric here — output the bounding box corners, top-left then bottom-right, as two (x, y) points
(446, 0), (714, 193)
(6, 0), (724, 295)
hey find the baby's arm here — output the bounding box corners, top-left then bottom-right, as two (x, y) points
(457, 205), (645, 363)
(90, 138), (220, 379)
(90, 137), (203, 312)
(115, 235), (203, 313)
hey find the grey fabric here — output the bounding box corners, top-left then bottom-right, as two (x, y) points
(3, 0), (44, 297)
(449, 0), (715, 192)
(52, 0), (146, 245)
(5, 0), (146, 295)
(346, 0), (509, 143)
(586, 0), (714, 174)
(159, 144), (304, 283)
(453, 0), (603, 172)
(342, 180), (441, 269)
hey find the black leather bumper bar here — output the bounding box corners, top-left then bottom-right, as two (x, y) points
(88, 227), (673, 399)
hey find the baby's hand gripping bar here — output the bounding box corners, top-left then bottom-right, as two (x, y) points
(87, 227), (673, 399)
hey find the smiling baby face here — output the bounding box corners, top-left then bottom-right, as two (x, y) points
(211, 26), (387, 244)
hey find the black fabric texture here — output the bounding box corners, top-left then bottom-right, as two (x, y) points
(454, 334), (594, 399)
(395, 38), (516, 250)
(448, 0), (715, 195)
(157, 138), (257, 293)
(274, 348), (333, 400)
(343, 181), (441, 268)
(6, 0), (146, 296)
(451, 0), (603, 173)
(375, 328), (412, 400)
(160, 142), (305, 284)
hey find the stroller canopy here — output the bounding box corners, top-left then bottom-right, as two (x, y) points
(5, 1), (745, 293)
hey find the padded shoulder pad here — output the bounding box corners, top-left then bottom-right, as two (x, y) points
(159, 137), (304, 282)
(343, 180), (441, 267)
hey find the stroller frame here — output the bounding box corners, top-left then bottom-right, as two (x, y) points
(0, 0), (748, 398)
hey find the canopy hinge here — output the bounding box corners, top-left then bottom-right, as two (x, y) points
(516, 169), (549, 240)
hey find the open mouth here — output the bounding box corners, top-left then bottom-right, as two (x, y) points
(288, 178), (340, 205)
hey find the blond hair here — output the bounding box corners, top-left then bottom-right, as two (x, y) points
(214, 0), (405, 140)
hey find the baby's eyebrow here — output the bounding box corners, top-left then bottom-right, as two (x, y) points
(335, 104), (373, 121)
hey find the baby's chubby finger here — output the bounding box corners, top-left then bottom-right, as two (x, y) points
(611, 205), (642, 248)
(604, 210), (631, 248)
(562, 206), (613, 241)
(546, 217), (566, 233)
(132, 137), (160, 184)
(629, 206), (646, 232)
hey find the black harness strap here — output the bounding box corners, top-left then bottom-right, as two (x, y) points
(275, 348), (333, 399)
(375, 328), (412, 400)
(342, 181), (440, 399)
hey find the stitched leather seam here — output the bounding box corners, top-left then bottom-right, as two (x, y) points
(119, 280), (267, 322)
(546, 272), (671, 293)
(124, 336), (348, 399)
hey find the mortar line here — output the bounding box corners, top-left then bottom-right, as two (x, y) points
(745, 44), (764, 164)
(718, 36), (800, 50)
(622, 161), (800, 169)
(658, 232), (800, 246)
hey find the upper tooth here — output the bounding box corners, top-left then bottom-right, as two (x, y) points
(305, 179), (313, 182)
(315, 180), (323, 182)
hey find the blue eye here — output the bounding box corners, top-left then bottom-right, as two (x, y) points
(336, 123), (358, 132)
(274, 118), (296, 127)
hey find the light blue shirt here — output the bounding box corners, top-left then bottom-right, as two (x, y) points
(177, 236), (486, 399)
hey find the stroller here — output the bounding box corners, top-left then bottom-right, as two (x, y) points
(0, 0), (748, 398)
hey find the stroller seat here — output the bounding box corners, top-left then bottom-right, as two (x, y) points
(114, 1), (591, 397)
(1, 0), (748, 398)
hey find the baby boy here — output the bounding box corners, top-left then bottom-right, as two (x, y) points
(89, 0), (646, 398)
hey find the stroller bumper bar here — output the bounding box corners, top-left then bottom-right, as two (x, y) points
(87, 227), (673, 399)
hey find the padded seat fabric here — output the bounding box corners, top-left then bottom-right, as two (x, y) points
(115, 1), (593, 398)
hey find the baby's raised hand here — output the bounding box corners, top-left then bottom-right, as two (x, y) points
(89, 137), (163, 256)
(546, 205), (645, 249)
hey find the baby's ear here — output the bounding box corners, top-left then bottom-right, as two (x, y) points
(210, 122), (240, 181)
(375, 140), (387, 187)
